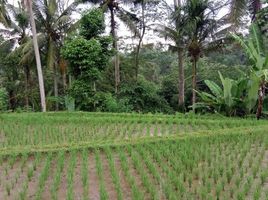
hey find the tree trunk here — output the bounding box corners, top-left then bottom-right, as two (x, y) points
(174, 0), (185, 111)
(115, 42), (120, 93)
(173, 0), (179, 8)
(256, 82), (265, 120)
(62, 70), (67, 92)
(26, 0), (46, 112)
(135, 1), (145, 81)
(109, 6), (120, 94)
(8, 90), (16, 110)
(53, 64), (59, 111)
(24, 65), (30, 109)
(178, 48), (185, 110)
(192, 59), (197, 112)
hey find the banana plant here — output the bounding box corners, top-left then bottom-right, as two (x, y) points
(232, 24), (268, 119)
(195, 72), (248, 116)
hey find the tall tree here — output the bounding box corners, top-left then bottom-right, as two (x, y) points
(62, 8), (113, 111)
(174, 0), (185, 111)
(21, 0), (79, 110)
(80, 0), (140, 93)
(156, 0), (186, 111)
(24, 0), (46, 112)
(183, 0), (218, 111)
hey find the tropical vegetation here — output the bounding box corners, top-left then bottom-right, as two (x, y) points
(0, 0), (267, 118)
(0, 1), (268, 199)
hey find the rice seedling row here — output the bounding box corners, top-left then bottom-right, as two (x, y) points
(0, 113), (268, 199)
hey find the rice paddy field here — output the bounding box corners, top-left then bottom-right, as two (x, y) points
(0, 112), (268, 200)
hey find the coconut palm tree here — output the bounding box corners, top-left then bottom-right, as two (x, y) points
(21, 0), (79, 110)
(155, 0), (187, 111)
(182, 0), (221, 111)
(24, 0), (46, 112)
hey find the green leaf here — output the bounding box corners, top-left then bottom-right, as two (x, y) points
(246, 74), (260, 111)
(204, 79), (223, 98)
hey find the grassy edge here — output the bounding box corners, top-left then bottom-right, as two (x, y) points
(0, 125), (267, 156)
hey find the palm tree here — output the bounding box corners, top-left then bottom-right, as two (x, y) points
(22, 0), (79, 110)
(156, 0), (186, 111)
(182, 0), (219, 111)
(24, 0), (46, 112)
(174, 0), (185, 111)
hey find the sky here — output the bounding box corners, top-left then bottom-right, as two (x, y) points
(6, 0), (231, 50)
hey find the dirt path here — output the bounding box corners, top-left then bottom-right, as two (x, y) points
(27, 157), (46, 199)
(73, 153), (83, 199)
(42, 158), (58, 199)
(113, 154), (132, 200)
(100, 153), (118, 200)
(9, 156), (34, 200)
(88, 153), (99, 200)
(57, 155), (70, 200)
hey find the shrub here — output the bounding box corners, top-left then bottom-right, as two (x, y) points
(0, 87), (8, 111)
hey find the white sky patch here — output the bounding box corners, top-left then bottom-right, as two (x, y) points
(5, 0), (240, 51)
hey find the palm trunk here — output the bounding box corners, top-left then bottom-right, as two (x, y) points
(256, 82), (265, 120)
(192, 59), (197, 112)
(178, 48), (185, 110)
(9, 90), (16, 110)
(109, 6), (120, 94)
(60, 59), (67, 92)
(24, 65), (30, 109)
(26, 0), (46, 112)
(173, 0), (179, 8)
(175, 0), (184, 111)
(135, 1), (145, 80)
(53, 64), (59, 111)
(115, 40), (120, 93)
(62, 70), (67, 92)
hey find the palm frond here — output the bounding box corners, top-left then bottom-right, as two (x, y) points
(58, 1), (80, 18)
(228, 0), (247, 28)
(65, 19), (81, 34)
(32, 1), (46, 27)
(154, 24), (179, 43)
(48, 0), (57, 16)
(0, 0), (11, 27)
(249, 0), (262, 20)
(116, 8), (141, 38)
(19, 33), (47, 65)
(0, 38), (16, 53)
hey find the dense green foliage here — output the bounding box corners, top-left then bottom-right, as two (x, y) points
(62, 9), (113, 111)
(0, 87), (7, 111)
(0, 0), (267, 116)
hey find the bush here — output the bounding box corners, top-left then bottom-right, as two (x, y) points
(119, 77), (172, 113)
(0, 88), (8, 111)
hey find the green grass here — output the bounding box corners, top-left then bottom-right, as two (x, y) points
(0, 112), (268, 199)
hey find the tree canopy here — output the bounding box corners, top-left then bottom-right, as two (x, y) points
(0, 0), (267, 118)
